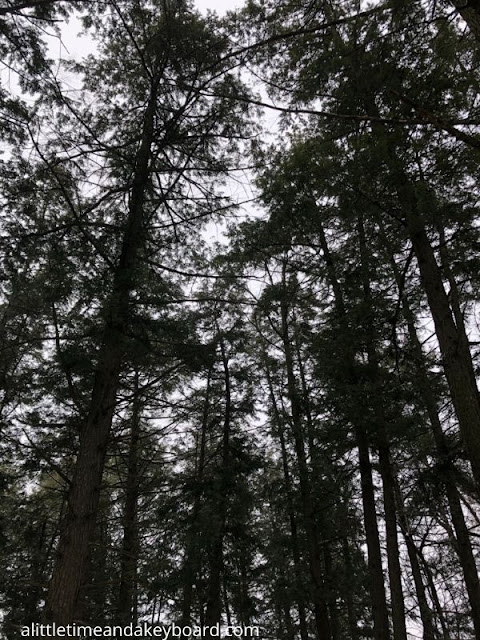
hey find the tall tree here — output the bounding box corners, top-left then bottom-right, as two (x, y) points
(33, 1), (253, 625)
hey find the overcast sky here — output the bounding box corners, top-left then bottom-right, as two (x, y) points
(57, 0), (244, 61)
(195, 0), (243, 15)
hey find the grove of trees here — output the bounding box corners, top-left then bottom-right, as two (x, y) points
(1, 0), (480, 638)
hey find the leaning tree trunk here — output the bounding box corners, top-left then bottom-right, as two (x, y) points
(383, 228), (480, 639)
(44, 76), (160, 626)
(393, 477), (437, 640)
(358, 86), (480, 493)
(418, 549), (452, 640)
(402, 195), (480, 491)
(450, 0), (480, 41)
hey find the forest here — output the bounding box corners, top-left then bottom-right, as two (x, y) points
(1, 0), (480, 638)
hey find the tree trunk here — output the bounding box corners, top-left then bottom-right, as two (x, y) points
(451, 0), (480, 41)
(237, 550), (251, 628)
(204, 334), (231, 638)
(279, 271), (332, 640)
(117, 372), (141, 625)
(393, 478), (437, 640)
(377, 444), (407, 640)
(357, 214), (407, 640)
(342, 536), (359, 640)
(391, 169), (480, 493)
(180, 367), (212, 628)
(44, 76), (159, 626)
(384, 229), (480, 638)
(316, 217), (390, 640)
(223, 576), (232, 628)
(355, 427), (391, 640)
(295, 327), (336, 640)
(323, 544), (340, 640)
(265, 365), (310, 640)
(418, 552), (452, 640)
(358, 86), (480, 492)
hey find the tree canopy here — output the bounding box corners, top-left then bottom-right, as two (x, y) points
(1, 1), (480, 639)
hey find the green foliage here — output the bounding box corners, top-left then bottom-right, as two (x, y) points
(1, 1), (480, 639)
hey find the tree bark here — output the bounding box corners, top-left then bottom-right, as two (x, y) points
(377, 444), (407, 640)
(418, 552), (452, 640)
(44, 76), (160, 626)
(389, 168), (480, 493)
(317, 216), (391, 640)
(355, 427), (391, 640)
(384, 228), (480, 638)
(357, 214), (407, 640)
(117, 372), (141, 625)
(265, 365), (310, 640)
(279, 271), (332, 640)
(180, 367), (212, 628)
(393, 477), (437, 640)
(451, 0), (480, 41)
(357, 85), (480, 492)
(341, 536), (359, 640)
(204, 334), (231, 638)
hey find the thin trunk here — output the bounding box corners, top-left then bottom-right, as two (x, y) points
(357, 214), (407, 640)
(377, 443), (407, 640)
(25, 519), (47, 623)
(295, 314), (339, 638)
(342, 537), (359, 640)
(117, 372), (141, 625)
(293, 324), (317, 467)
(279, 270), (332, 640)
(204, 334), (231, 638)
(356, 427), (390, 640)
(393, 478), (437, 640)
(265, 366), (309, 640)
(238, 551), (251, 627)
(275, 575), (296, 640)
(44, 77), (160, 626)
(151, 597), (157, 626)
(180, 367), (212, 627)
(223, 577), (232, 628)
(295, 324), (339, 638)
(418, 553), (452, 640)
(316, 218), (390, 640)
(323, 544), (340, 640)
(279, 570), (296, 640)
(282, 604), (296, 640)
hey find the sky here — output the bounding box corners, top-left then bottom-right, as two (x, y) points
(194, 0), (243, 14)
(41, 0), (261, 246)
(55, 0), (244, 62)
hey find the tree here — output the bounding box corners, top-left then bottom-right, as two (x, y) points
(5, 0), (255, 626)
(2, 0), (480, 638)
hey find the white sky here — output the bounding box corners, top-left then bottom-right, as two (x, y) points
(194, 0), (243, 14)
(55, 0), (244, 62)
